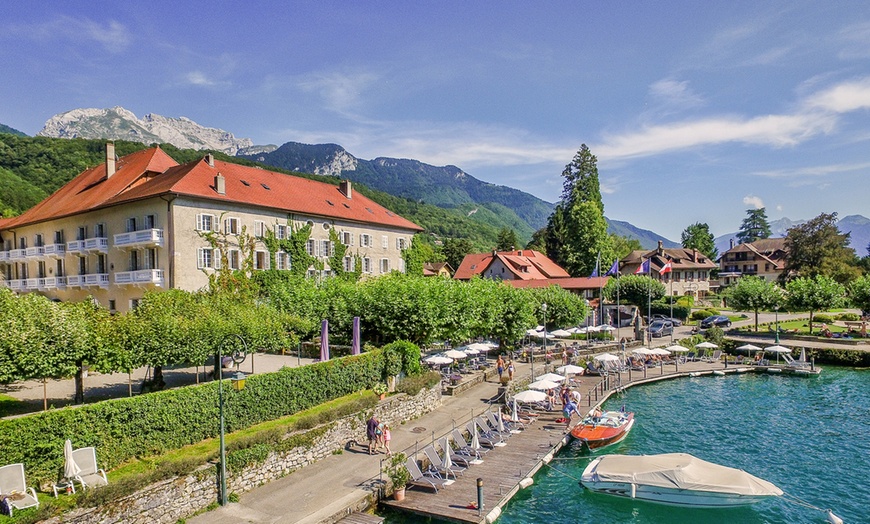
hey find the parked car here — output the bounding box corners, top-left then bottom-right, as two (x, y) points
(649, 320), (674, 338)
(648, 314), (683, 327)
(700, 315), (732, 329)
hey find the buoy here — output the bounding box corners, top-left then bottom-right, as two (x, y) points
(826, 509), (844, 524)
(630, 483), (637, 499)
(542, 453), (553, 464)
(485, 507), (501, 523)
(519, 477), (534, 489)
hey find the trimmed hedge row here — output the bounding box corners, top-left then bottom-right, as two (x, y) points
(0, 349), (386, 485)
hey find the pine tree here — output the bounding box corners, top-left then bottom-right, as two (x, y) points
(736, 208), (772, 244)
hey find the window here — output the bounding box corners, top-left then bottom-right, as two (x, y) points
(397, 237), (407, 250)
(399, 258), (405, 273)
(321, 240), (331, 258)
(198, 248), (215, 269)
(79, 256), (88, 275)
(129, 251), (140, 271)
(322, 222), (331, 230)
(254, 220), (266, 237)
(108, 300), (116, 313)
(54, 230), (64, 244)
(255, 251), (269, 270)
(37, 261), (46, 278)
(382, 235), (389, 249)
(144, 248), (157, 270)
(224, 217), (240, 235)
(196, 214), (216, 232)
(275, 251), (291, 270)
(18, 237), (26, 249)
(95, 223), (106, 238)
(144, 214), (156, 229)
(276, 224), (287, 239)
(360, 234), (373, 247)
(340, 231), (353, 246)
(363, 257), (372, 274)
(228, 250), (240, 270)
(96, 254), (107, 274)
(35, 233), (44, 247)
(18, 263), (28, 279)
(306, 239), (315, 256)
(130, 298), (140, 310)
(380, 258), (390, 273)
(77, 226), (87, 241)
(56, 259), (64, 277)
(126, 217), (137, 233)
(343, 256), (353, 272)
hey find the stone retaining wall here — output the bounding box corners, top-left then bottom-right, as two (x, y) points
(41, 384), (441, 524)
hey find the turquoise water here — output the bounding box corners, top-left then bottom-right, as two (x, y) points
(385, 367), (870, 523)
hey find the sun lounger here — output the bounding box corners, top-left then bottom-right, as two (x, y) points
(72, 447), (108, 490)
(482, 411), (513, 438)
(0, 464), (39, 516)
(422, 446), (465, 478)
(451, 429), (487, 456)
(467, 421), (500, 448)
(405, 456), (451, 492)
(438, 438), (473, 467)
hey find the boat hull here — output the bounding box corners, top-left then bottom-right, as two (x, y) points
(570, 412), (634, 450)
(580, 480), (777, 508)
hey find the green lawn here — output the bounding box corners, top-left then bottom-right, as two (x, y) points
(0, 394), (37, 418)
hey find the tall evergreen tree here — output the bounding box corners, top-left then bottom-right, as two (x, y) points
(545, 145), (614, 276)
(736, 208), (772, 244)
(496, 228), (519, 251)
(681, 222), (718, 260)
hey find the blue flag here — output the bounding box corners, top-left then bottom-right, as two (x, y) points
(605, 260), (619, 276)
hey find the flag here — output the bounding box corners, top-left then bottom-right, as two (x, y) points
(659, 261), (672, 274)
(605, 260), (619, 276)
(634, 259), (650, 274)
(590, 252), (601, 277)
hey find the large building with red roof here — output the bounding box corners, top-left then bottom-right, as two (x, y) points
(620, 241), (717, 298)
(0, 143), (422, 312)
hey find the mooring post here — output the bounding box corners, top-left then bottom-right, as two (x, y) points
(477, 478), (484, 517)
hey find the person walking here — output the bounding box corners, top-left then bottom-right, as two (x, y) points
(382, 424), (392, 457)
(496, 355), (505, 381)
(366, 415), (379, 455)
(563, 398), (582, 430)
(507, 360), (515, 381)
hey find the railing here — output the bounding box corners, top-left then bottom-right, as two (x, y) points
(67, 275), (83, 287)
(66, 240), (85, 254)
(9, 249), (26, 260)
(83, 273), (110, 287)
(0, 251), (8, 262)
(43, 244), (66, 258)
(8, 279), (24, 290)
(25, 278), (40, 290)
(39, 276), (67, 289)
(113, 229), (164, 248)
(114, 269), (164, 286)
(84, 237), (109, 252)
(25, 246), (45, 258)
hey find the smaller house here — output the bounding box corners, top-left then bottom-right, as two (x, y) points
(422, 262), (453, 277)
(454, 249), (569, 281)
(621, 241), (717, 298)
(718, 238), (788, 286)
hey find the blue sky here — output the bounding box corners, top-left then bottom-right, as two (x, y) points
(3, 1), (870, 240)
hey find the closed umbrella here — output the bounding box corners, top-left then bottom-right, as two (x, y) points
(440, 437), (453, 470)
(470, 422), (481, 450)
(320, 319), (330, 361)
(63, 439), (80, 481)
(511, 398), (520, 422)
(351, 316), (361, 355)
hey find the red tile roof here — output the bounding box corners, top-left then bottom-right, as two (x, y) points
(2, 148), (422, 232)
(454, 250), (570, 280)
(506, 277), (610, 290)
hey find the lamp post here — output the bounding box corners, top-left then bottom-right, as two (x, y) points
(217, 334), (249, 506)
(774, 305), (780, 344)
(539, 303), (547, 380)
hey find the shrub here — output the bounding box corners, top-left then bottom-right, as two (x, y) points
(836, 312), (860, 321)
(691, 309), (718, 321)
(813, 314), (835, 324)
(382, 340), (423, 377)
(396, 372), (441, 396)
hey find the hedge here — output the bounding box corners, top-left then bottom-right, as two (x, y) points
(650, 301), (691, 320)
(0, 349), (387, 485)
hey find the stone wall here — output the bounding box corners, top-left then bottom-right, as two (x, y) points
(41, 384), (441, 524)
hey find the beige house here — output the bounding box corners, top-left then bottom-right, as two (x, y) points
(717, 238), (788, 286)
(0, 143), (422, 312)
(621, 241), (717, 298)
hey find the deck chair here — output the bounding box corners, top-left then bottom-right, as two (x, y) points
(72, 447), (108, 489)
(734, 355), (745, 365)
(422, 446), (465, 479)
(482, 411), (513, 438)
(438, 438), (473, 467)
(451, 429), (487, 457)
(467, 421), (500, 448)
(487, 410), (523, 433)
(685, 351), (696, 362)
(703, 350), (722, 363)
(0, 464), (39, 516)
(404, 456), (451, 492)
(782, 353), (809, 368)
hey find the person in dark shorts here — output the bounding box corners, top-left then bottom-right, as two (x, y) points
(366, 415), (379, 455)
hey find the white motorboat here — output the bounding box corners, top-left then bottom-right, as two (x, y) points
(580, 453), (783, 508)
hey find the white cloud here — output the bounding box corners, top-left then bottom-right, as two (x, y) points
(6, 16), (130, 53)
(296, 70), (381, 118)
(648, 79), (704, 109)
(185, 71), (216, 86)
(803, 77), (870, 113)
(837, 21), (870, 59)
(752, 161), (870, 178)
(776, 204), (783, 212)
(743, 195), (765, 209)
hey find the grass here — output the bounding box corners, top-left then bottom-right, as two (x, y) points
(0, 394), (37, 418)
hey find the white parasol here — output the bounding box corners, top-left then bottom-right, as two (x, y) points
(632, 347), (653, 355)
(470, 421), (481, 450)
(440, 437), (453, 470)
(463, 347), (480, 355)
(528, 379), (561, 391)
(443, 349), (468, 359)
(550, 329), (573, 338)
(466, 343), (492, 352)
(666, 345), (689, 353)
(513, 390), (547, 403)
(63, 439), (81, 480)
(696, 341), (719, 349)
(597, 325), (616, 332)
(736, 343), (762, 352)
(556, 364), (585, 375)
(424, 355), (453, 365)
(511, 398), (520, 422)
(650, 347), (671, 355)
(535, 372), (567, 383)
(594, 352), (620, 362)
(765, 344), (791, 364)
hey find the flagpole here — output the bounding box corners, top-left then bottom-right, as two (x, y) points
(669, 268), (674, 343)
(647, 257), (651, 345)
(616, 265), (621, 343)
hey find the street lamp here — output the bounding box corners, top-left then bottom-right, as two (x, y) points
(217, 334), (249, 506)
(774, 305), (780, 344)
(539, 303), (547, 380)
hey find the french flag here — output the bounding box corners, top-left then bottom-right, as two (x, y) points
(634, 259), (650, 274)
(659, 261), (672, 274)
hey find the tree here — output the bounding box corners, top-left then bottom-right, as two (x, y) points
(783, 212), (859, 284)
(496, 228), (519, 251)
(725, 276), (784, 331)
(681, 222), (718, 261)
(401, 234), (442, 276)
(441, 238), (474, 271)
(849, 275), (870, 315)
(736, 208), (772, 244)
(545, 145), (614, 276)
(603, 275), (666, 310)
(610, 233), (642, 260)
(786, 275), (845, 334)
(525, 228), (547, 252)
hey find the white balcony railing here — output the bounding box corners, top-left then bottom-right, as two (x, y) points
(9, 279), (24, 290)
(84, 237), (109, 253)
(25, 246), (45, 259)
(43, 244), (66, 258)
(9, 249), (26, 260)
(82, 273), (110, 287)
(114, 269), (165, 286)
(66, 275), (83, 287)
(66, 240), (85, 254)
(0, 251), (8, 262)
(113, 229), (164, 248)
(25, 278), (40, 290)
(39, 276), (67, 289)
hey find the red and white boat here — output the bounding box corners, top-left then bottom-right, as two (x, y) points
(570, 411), (634, 451)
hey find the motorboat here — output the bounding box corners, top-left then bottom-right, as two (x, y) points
(580, 453), (783, 508)
(570, 411), (634, 451)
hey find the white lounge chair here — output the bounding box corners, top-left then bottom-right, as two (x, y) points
(404, 456), (451, 492)
(422, 446), (465, 478)
(0, 464), (39, 516)
(451, 429), (486, 457)
(72, 447), (108, 490)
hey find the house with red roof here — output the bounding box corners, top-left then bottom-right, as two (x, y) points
(620, 241), (717, 298)
(717, 237), (788, 286)
(453, 249), (570, 281)
(0, 143), (422, 312)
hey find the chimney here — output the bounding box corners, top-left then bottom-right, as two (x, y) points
(106, 141), (116, 178)
(215, 173), (226, 195)
(730, 238), (734, 249)
(657, 240), (663, 251)
(340, 179), (352, 199)
(492, 249), (497, 257)
(205, 153), (214, 167)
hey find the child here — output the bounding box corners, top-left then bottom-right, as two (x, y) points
(382, 424), (392, 456)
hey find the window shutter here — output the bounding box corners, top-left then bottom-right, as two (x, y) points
(196, 214), (203, 231)
(197, 248), (204, 269)
(214, 250), (221, 269)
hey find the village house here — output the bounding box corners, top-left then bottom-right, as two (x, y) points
(620, 241), (718, 298)
(717, 237), (788, 286)
(0, 143), (422, 312)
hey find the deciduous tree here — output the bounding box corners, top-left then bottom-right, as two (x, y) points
(681, 222), (718, 261)
(786, 275), (845, 333)
(725, 276), (784, 331)
(783, 212), (859, 284)
(603, 275), (666, 310)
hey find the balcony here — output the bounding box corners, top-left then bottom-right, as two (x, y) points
(114, 229), (164, 248)
(43, 244), (66, 258)
(25, 278), (40, 290)
(25, 246), (45, 259)
(66, 240), (85, 254)
(0, 251), (8, 262)
(66, 275), (83, 287)
(718, 271), (742, 278)
(82, 273), (109, 288)
(9, 249), (26, 260)
(8, 279), (25, 290)
(115, 269), (165, 287)
(84, 237), (109, 253)
(39, 276), (67, 290)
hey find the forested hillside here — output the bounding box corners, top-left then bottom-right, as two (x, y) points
(0, 135), (504, 249)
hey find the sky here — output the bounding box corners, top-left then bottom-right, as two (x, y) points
(2, 1), (870, 241)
